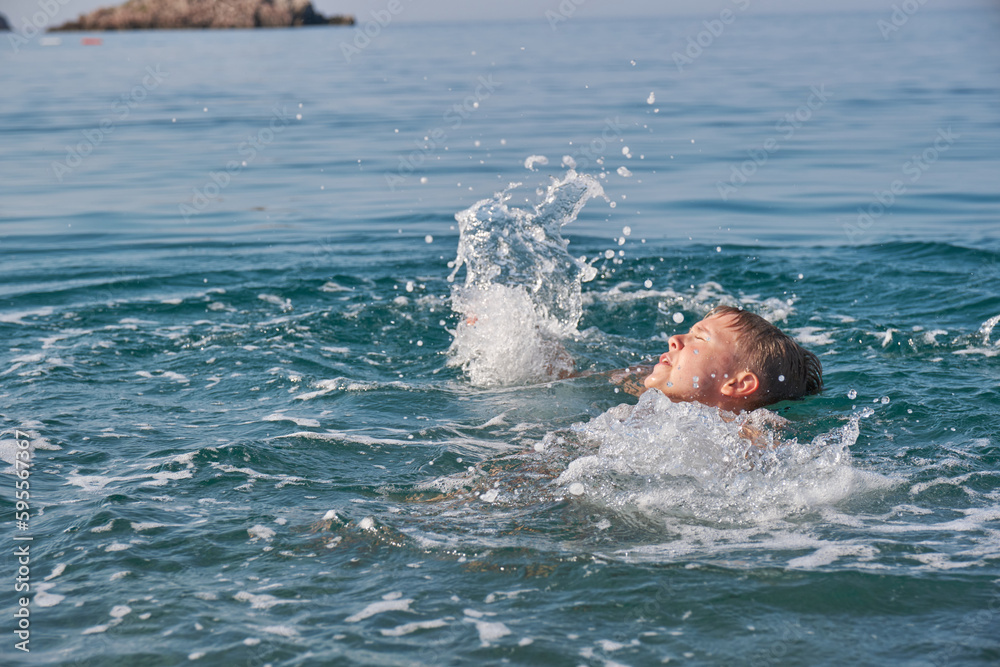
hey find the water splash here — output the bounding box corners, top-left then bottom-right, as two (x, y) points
(976, 313), (1000, 345)
(554, 391), (875, 527)
(447, 170), (607, 386)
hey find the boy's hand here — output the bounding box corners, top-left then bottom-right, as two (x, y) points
(608, 364), (653, 397)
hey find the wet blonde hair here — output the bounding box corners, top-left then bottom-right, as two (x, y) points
(707, 305), (823, 408)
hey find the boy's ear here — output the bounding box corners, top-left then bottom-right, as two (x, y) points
(721, 371), (760, 399)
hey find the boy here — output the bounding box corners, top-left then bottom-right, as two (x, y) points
(614, 305), (823, 412)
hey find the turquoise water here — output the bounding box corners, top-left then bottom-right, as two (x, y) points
(2, 8), (1000, 666)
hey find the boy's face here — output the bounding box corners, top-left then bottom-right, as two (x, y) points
(643, 312), (746, 407)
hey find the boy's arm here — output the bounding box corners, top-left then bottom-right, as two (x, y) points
(606, 364), (653, 397)
(737, 410), (790, 449)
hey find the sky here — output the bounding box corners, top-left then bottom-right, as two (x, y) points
(1, 0), (995, 31)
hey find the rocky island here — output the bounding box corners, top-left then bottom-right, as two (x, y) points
(50, 0), (354, 31)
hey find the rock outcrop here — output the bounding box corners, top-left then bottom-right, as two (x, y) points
(0, 13), (11, 31)
(50, 0), (354, 31)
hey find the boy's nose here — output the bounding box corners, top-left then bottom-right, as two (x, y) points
(668, 334), (683, 351)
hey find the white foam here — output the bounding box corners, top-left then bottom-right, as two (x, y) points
(345, 594), (413, 622)
(263, 413), (320, 427)
(790, 327), (834, 346)
(484, 589), (537, 604)
(10, 353), (45, 363)
(739, 295), (796, 322)
(320, 281), (353, 293)
(597, 639), (627, 652)
(380, 619), (449, 637)
(953, 346), (999, 357)
(465, 618), (511, 645)
(234, 591), (296, 610)
(258, 293), (293, 310)
(110, 604), (132, 619)
(922, 329), (949, 345)
(787, 543), (878, 569)
(0, 429), (61, 465)
(248, 525), (276, 541)
(135, 370), (189, 383)
(34, 583), (65, 607)
(0, 307), (55, 324)
(261, 625), (299, 637)
(908, 553), (971, 570)
(293, 377), (396, 400)
(274, 427), (422, 450)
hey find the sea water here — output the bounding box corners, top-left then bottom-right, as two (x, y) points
(1, 8), (999, 666)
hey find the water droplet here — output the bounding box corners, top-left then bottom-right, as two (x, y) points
(716, 246), (722, 253)
(880, 396), (890, 404)
(672, 312), (684, 324)
(847, 389), (858, 400)
(416, 340), (423, 347)
(424, 235), (434, 244)
(644, 279), (653, 289)
(647, 92), (655, 104)
(569, 483), (585, 496)
(604, 249), (615, 259)
(622, 226), (632, 237)
(778, 375), (785, 382)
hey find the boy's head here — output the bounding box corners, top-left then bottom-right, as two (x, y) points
(643, 305), (822, 412)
